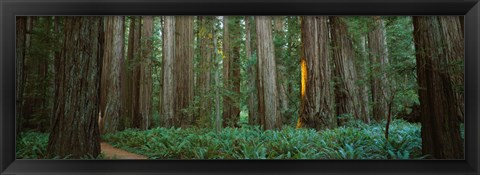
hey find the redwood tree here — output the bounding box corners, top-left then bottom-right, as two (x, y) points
(99, 16), (124, 134)
(47, 17), (103, 158)
(174, 16), (194, 127)
(197, 16), (215, 126)
(255, 16), (281, 130)
(162, 16), (175, 128)
(16, 16), (27, 134)
(330, 16), (367, 124)
(297, 16), (336, 130)
(368, 16), (389, 122)
(412, 16), (464, 159)
(245, 16), (259, 125)
(139, 16), (154, 129)
(222, 16), (241, 127)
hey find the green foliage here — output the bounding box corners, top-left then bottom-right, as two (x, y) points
(103, 119), (426, 159)
(16, 132), (49, 159)
(16, 131), (105, 159)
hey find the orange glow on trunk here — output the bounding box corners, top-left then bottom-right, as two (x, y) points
(297, 58), (307, 129)
(301, 58), (307, 98)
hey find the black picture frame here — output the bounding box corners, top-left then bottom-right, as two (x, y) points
(1, 0), (479, 174)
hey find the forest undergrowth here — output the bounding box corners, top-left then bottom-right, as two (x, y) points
(18, 119), (464, 159)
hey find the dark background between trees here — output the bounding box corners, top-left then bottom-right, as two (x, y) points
(15, 16), (464, 159)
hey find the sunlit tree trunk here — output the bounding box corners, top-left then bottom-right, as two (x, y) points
(297, 16), (336, 130)
(162, 16), (175, 128)
(47, 17), (102, 158)
(174, 16), (194, 127)
(100, 16), (124, 134)
(245, 16), (259, 125)
(256, 16), (281, 130)
(413, 16), (464, 159)
(368, 16), (389, 122)
(330, 16), (366, 124)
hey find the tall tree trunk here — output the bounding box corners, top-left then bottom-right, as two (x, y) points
(255, 16), (281, 130)
(297, 16), (336, 130)
(119, 17), (128, 130)
(368, 16), (389, 122)
(21, 17), (36, 131)
(47, 17), (102, 158)
(162, 16), (175, 128)
(359, 35), (371, 124)
(245, 16), (259, 125)
(130, 17), (143, 129)
(174, 16), (194, 127)
(273, 17), (290, 124)
(100, 16), (124, 134)
(222, 16), (241, 128)
(124, 17), (141, 129)
(197, 16), (215, 126)
(329, 16), (366, 125)
(412, 16), (464, 159)
(52, 17), (63, 129)
(139, 16), (153, 130)
(439, 17), (465, 123)
(213, 18), (222, 132)
(16, 16), (27, 135)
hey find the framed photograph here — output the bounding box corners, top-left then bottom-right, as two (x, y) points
(1, 0), (479, 174)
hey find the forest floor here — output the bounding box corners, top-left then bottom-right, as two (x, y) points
(100, 142), (147, 159)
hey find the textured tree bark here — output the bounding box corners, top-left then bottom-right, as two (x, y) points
(222, 16), (231, 127)
(413, 16), (464, 159)
(100, 16), (124, 134)
(47, 17), (102, 158)
(162, 16), (175, 128)
(297, 16), (336, 130)
(124, 17), (141, 129)
(438, 17), (465, 123)
(222, 16), (241, 128)
(139, 16), (153, 129)
(368, 16), (389, 122)
(130, 17), (143, 129)
(273, 17), (290, 124)
(119, 17), (128, 131)
(245, 16), (259, 126)
(358, 35), (371, 124)
(330, 16), (366, 125)
(52, 17), (63, 129)
(16, 16), (27, 134)
(197, 16), (215, 126)
(256, 16), (281, 130)
(174, 16), (194, 127)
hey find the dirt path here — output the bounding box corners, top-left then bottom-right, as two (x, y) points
(101, 142), (148, 159)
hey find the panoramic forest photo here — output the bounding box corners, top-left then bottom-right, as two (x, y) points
(16, 16), (464, 160)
